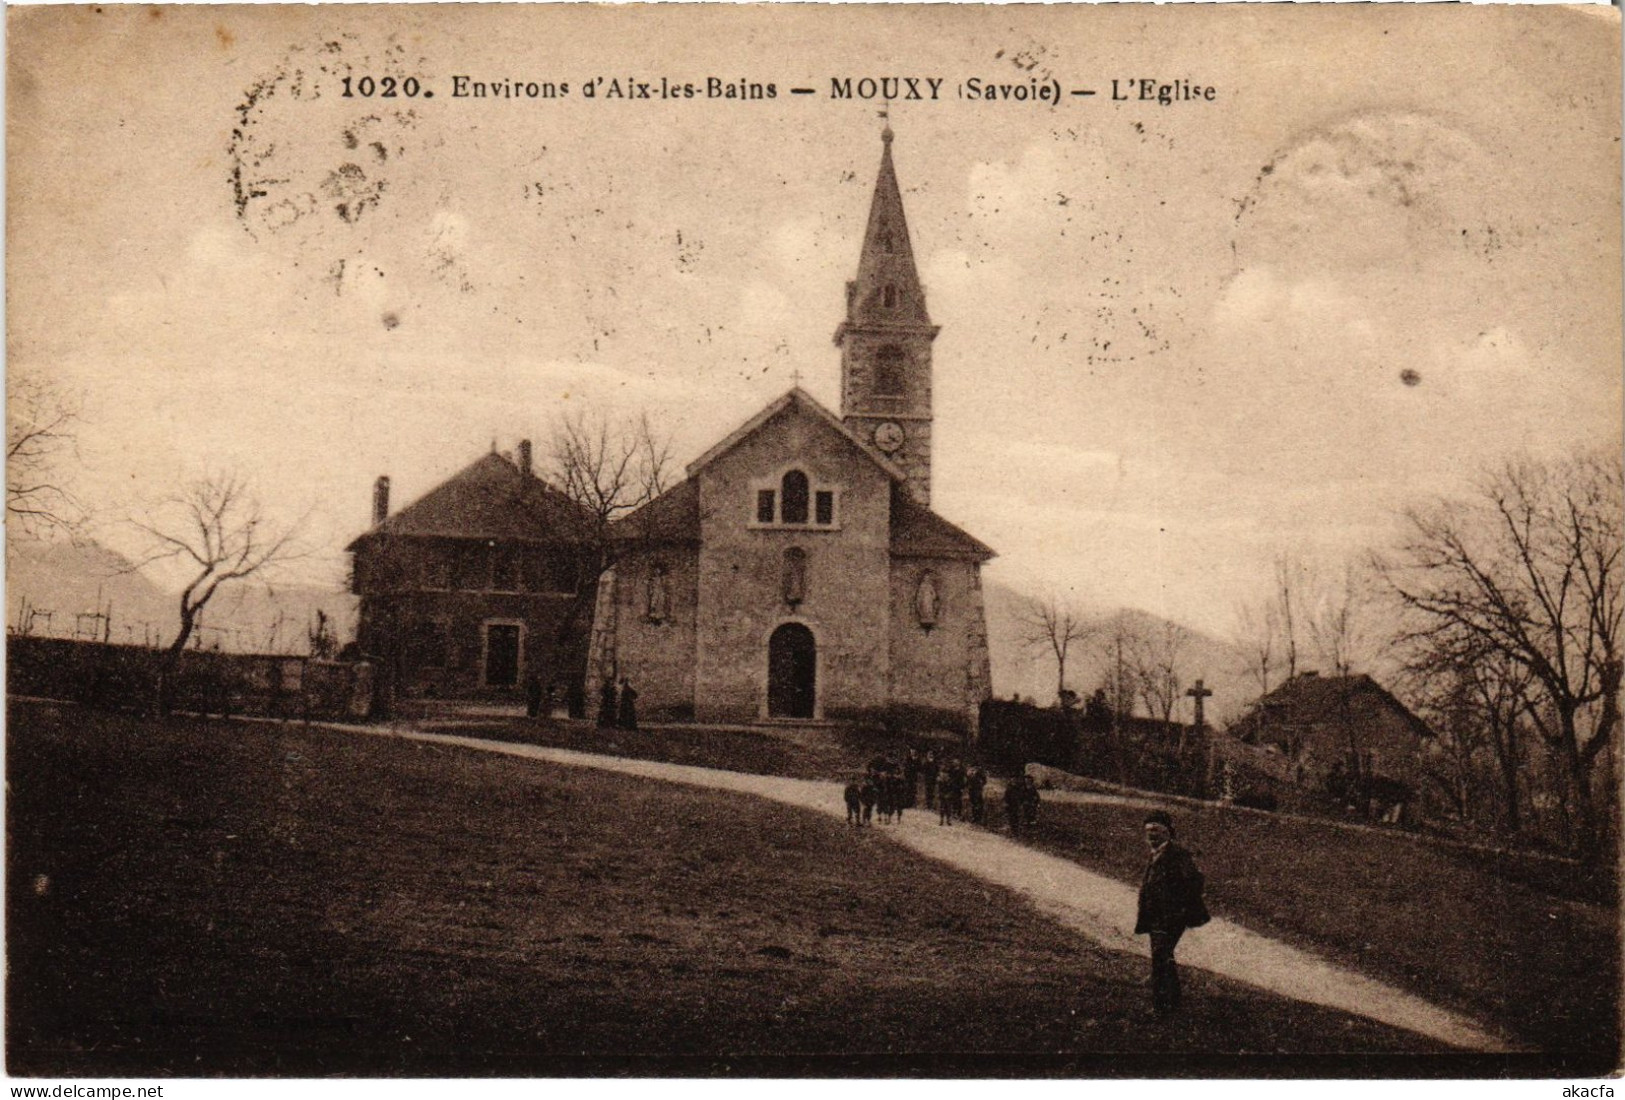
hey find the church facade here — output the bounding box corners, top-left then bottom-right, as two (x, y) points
(585, 129), (995, 732)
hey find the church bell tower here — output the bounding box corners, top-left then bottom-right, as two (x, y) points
(836, 124), (940, 505)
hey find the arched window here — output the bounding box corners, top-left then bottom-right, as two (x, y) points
(781, 469), (809, 525)
(874, 346), (906, 396)
(882, 284), (897, 309)
(782, 547), (807, 607)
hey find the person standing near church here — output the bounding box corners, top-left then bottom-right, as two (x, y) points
(597, 676), (618, 728)
(616, 677), (639, 731)
(1134, 810), (1210, 1018)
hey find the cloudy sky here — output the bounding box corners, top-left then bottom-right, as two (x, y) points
(9, 5), (1620, 637)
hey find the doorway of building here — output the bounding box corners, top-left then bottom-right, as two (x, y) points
(767, 622), (816, 719)
(484, 622), (522, 688)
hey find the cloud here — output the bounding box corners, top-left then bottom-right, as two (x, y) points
(1235, 112), (1507, 275)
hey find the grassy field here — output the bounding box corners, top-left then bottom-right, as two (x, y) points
(1017, 799), (1620, 1066)
(405, 712), (1620, 1071)
(8, 701), (1459, 1077)
(410, 708), (893, 781)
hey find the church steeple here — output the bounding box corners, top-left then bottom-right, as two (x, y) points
(836, 125), (940, 504)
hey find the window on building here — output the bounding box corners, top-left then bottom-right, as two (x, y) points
(882, 284), (897, 309)
(753, 475), (839, 528)
(408, 620), (449, 668)
(453, 545), (488, 590)
(542, 552), (579, 595)
(781, 470), (809, 525)
(491, 547), (520, 591)
(782, 547), (807, 606)
(424, 550), (452, 590)
(874, 346), (906, 396)
(815, 491), (834, 526)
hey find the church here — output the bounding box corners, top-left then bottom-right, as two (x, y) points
(585, 127), (995, 733)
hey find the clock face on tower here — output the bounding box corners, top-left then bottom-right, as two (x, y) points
(873, 421), (905, 453)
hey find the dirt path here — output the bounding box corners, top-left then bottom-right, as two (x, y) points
(344, 722), (1517, 1054)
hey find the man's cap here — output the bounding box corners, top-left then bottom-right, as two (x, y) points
(1144, 810), (1174, 829)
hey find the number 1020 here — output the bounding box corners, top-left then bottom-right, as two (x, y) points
(341, 76), (429, 98)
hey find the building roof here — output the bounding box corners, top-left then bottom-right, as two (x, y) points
(1228, 672), (1435, 743)
(610, 477), (701, 545)
(346, 451), (595, 549)
(889, 487), (995, 562)
(683, 387), (907, 482)
(616, 444), (994, 564)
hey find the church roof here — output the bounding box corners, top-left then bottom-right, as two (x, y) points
(615, 423), (994, 563)
(890, 488), (995, 562)
(610, 477), (700, 545)
(683, 387), (907, 482)
(347, 451), (594, 549)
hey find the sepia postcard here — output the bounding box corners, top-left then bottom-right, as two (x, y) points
(5, 2), (1622, 1085)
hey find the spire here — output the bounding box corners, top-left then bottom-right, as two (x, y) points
(843, 124), (930, 330)
(836, 124), (940, 506)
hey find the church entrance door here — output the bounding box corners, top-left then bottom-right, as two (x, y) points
(767, 623), (816, 719)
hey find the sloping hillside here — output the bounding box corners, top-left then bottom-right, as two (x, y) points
(6, 536), (354, 654)
(985, 581), (1255, 725)
(6, 537), (175, 644)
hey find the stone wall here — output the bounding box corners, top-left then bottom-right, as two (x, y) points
(604, 548), (699, 720)
(692, 408), (893, 722)
(887, 557), (984, 732)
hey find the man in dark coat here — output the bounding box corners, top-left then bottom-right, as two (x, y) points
(965, 765), (988, 825)
(616, 678), (639, 731)
(597, 677), (618, 728)
(1004, 777), (1026, 837)
(1134, 810), (1209, 1017)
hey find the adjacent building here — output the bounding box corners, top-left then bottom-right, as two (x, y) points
(1221, 671), (1436, 797)
(347, 443), (597, 700)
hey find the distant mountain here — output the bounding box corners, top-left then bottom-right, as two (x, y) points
(7, 537), (176, 645)
(6, 536), (355, 655)
(985, 580), (1256, 727)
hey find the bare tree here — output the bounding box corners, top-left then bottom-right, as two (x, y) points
(547, 408), (673, 573)
(1273, 552), (1312, 681)
(1099, 614), (1140, 722)
(1304, 559), (1389, 778)
(543, 408), (674, 676)
(1232, 597), (1279, 699)
(1017, 593), (1094, 706)
(1384, 451), (1623, 855)
(1129, 617), (1192, 745)
(1306, 559), (1385, 677)
(7, 371), (85, 538)
(1406, 638), (1535, 834)
(130, 471), (308, 660)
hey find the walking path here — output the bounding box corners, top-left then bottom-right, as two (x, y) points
(341, 722), (1517, 1053)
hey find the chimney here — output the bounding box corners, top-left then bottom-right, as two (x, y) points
(517, 439), (533, 475)
(372, 476), (390, 527)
